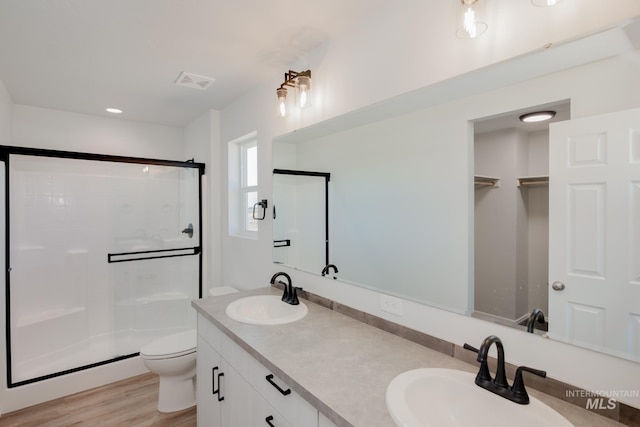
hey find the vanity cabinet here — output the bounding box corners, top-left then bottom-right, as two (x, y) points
(197, 314), (338, 427)
(196, 334), (253, 426)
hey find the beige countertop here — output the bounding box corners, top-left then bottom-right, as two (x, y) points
(192, 287), (624, 427)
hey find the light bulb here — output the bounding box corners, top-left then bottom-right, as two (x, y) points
(456, 0), (487, 39)
(463, 7), (477, 38)
(276, 87), (288, 118)
(295, 75), (312, 108)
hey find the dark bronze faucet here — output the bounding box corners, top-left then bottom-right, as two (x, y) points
(464, 335), (546, 404)
(269, 272), (301, 305)
(476, 335), (509, 389)
(321, 264), (339, 279)
(526, 308), (546, 333)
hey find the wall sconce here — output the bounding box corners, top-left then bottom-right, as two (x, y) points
(456, 0), (487, 39)
(276, 70), (312, 118)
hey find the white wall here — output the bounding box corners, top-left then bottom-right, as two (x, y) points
(219, 2), (640, 410)
(184, 110), (221, 293)
(12, 105), (184, 159)
(527, 131), (550, 313)
(475, 129), (521, 320)
(0, 80), (11, 145)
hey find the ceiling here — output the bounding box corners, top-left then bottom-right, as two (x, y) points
(0, 0), (390, 127)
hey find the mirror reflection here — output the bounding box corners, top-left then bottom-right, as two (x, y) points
(272, 18), (640, 362)
(272, 169), (330, 275)
(472, 102), (570, 331)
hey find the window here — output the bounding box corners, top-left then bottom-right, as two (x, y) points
(229, 132), (259, 238)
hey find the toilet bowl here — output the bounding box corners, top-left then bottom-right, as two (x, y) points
(141, 330), (197, 413)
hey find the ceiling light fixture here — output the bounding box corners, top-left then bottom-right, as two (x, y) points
(531, 0), (563, 6)
(519, 111), (557, 123)
(276, 70), (312, 118)
(456, 0), (487, 39)
(106, 108), (123, 114)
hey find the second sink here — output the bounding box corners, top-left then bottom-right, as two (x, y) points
(386, 368), (573, 427)
(225, 295), (308, 325)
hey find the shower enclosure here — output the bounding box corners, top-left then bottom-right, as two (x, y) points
(2, 146), (204, 387)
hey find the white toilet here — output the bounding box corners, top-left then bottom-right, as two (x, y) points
(141, 330), (197, 412)
(141, 287), (239, 412)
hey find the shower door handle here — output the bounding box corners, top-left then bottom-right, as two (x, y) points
(212, 366), (224, 401)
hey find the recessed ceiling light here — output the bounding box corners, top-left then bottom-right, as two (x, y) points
(519, 111), (556, 123)
(106, 107), (123, 114)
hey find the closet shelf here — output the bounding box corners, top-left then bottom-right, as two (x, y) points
(474, 175), (500, 188)
(518, 176), (549, 187)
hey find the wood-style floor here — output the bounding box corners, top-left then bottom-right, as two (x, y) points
(0, 373), (196, 427)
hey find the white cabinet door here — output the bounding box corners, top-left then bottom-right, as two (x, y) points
(197, 335), (253, 427)
(220, 359), (254, 427)
(549, 107), (640, 358)
(197, 335), (223, 427)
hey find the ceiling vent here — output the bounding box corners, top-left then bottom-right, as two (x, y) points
(175, 72), (215, 90)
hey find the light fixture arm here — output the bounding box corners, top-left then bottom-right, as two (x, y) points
(279, 70), (311, 90)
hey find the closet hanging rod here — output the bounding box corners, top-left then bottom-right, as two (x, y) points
(474, 175), (500, 187)
(518, 176), (549, 187)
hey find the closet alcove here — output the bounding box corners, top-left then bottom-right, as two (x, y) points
(472, 103), (567, 329)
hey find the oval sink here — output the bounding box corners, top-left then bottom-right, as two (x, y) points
(386, 368), (573, 427)
(225, 295), (308, 325)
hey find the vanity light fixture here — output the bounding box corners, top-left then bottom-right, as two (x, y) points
(456, 0), (488, 39)
(531, 0), (564, 6)
(276, 70), (312, 118)
(519, 110), (557, 123)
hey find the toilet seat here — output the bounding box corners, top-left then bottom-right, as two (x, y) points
(141, 330), (197, 360)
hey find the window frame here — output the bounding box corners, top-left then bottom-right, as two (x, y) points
(228, 132), (259, 239)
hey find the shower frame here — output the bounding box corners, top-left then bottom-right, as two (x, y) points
(0, 145), (205, 388)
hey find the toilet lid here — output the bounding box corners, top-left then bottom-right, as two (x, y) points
(140, 330), (197, 359)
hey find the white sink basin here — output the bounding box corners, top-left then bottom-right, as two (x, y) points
(225, 295), (308, 325)
(386, 368), (573, 427)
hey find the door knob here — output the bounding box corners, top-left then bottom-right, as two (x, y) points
(551, 281), (565, 291)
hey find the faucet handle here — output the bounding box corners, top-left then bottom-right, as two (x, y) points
(463, 343), (479, 353)
(510, 366), (547, 404)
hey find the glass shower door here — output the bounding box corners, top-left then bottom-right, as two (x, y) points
(5, 150), (203, 386)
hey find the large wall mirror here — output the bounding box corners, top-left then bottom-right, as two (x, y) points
(272, 17), (640, 362)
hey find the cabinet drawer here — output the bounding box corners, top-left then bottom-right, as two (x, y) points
(253, 392), (292, 427)
(252, 363), (298, 422)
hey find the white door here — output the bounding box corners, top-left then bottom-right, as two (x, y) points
(549, 107), (640, 360)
